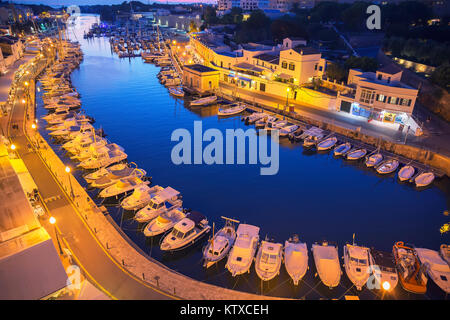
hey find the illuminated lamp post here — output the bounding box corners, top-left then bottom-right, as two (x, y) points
(49, 216), (63, 255)
(65, 166), (74, 199)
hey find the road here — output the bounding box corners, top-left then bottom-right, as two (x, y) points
(8, 51), (172, 300)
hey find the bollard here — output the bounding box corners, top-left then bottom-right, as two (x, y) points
(122, 259), (125, 266)
(142, 273), (145, 280)
(106, 242), (109, 249)
(154, 276), (160, 288)
(94, 227), (97, 233)
(174, 288), (176, 295)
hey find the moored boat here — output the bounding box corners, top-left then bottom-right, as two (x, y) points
(343, 243), (371, 290)
(143, 207), (186, 237)
(414, 172), (435, 187)
(202, 217), (239, 268)
(255, 240), (283, 281)
(225, 224), (260, 276)
(120, 184), (163, 211)
(398, 165), (415, 182)
(440, 244), (450, 265)
(190, 95), (217, 106)
(312, 241), (341, 289)
(346, 148), (367, 160)
(134, 187), (183, 223)
(317, 136), (337, 151)
(369, 248), (398, 292)
(333, 142), (351, 156)
(217, 103), (246, 116)
(284, 235), (308, 285)
(376, 159), (399, 175)
(415, 248), (450, 293)
(393, 241), (428, 294)
(160, 211), (211, 252)
(365, 153), (383, 167)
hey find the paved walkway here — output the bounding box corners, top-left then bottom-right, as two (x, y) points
(8, 44), (282, 300)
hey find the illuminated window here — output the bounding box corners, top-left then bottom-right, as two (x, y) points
(360, 89), (375, 104)
(281, 61), (287, 69)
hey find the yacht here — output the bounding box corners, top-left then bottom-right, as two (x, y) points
(365, 153), (383, 167)
(120, 184), (162, 211)
(255, 115), (276, 129)
(143, 207), (186, 237)
(243, 112), (266, 124)
(279, 125), (299, 138)
(346, 148), (367, 160)
(78, 147), (128, 170)
(190, 95), (217, 106)
(414, 172), (435, 187)
(64, 134), (104, 154)
(202, 217), (239, 268)
(134, 187), (183, 223)
(225, 224), (260, 276)
(334, 142), (351, 156)
(398, 165), (415, 182)
(98, 176), (149, 199)
(376, 159), (399, 174)
(284, 235), (308, 285)
(217, 103), (246, 116)
(160, 211), (211, 252)
(83, 162), (131, 183)
(369, 248), (398, 292)
(90, 165), (146, 189)
(316, 136), (337, 151)
(415, 248), (450, 293)
(312, 241), (342, 289)
(343, 243), (371, 290)
(255, 240), (283, 281)
(71, 142), (121, 162)
(393, 241), (428, 294)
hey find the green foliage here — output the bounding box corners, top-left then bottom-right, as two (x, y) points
(234, 10), (271, 44)
(344, 56), (378, 72)
(325, 62), (347, 82)
(430, 63), (450, 89)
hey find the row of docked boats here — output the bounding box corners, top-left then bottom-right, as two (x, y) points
(242, 111), (436, 188)
(202, 217), (450, 294)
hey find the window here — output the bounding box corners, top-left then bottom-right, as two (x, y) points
(288, 63), (295, 71)
(360, 89), (375, 104)
(260, 83), (266, 92)
(389, 97), (397, 104)
(281, 61), (287, 69)
(319, 66), (323, 71)
(314, 64), (318, 70)
(378, 94), (386, 102)
(377, 74), (382, 80)
(400, 98), (411, 106)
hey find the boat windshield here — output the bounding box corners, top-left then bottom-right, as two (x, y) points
(261, 253), (277, 264)
(350, 257), (367, 265)
(172, 229), (185, 239)
(148, 200), (163, 210)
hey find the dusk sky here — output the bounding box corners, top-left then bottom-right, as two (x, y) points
(11, 0), (215, 5)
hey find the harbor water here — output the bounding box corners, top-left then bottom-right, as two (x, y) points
(37, 17), (450, 299)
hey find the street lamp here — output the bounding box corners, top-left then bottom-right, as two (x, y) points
(10, 144), (16, 151)
(49, 216), (63, 255)
(65, 166), (75, 199)
(286, 87), (290, 107)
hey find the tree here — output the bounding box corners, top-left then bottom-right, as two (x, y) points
(430, 63), (450, 90)
(344, 56), (378, 72)
(325, 62), (347, 82)
(202, 6), (218, 26)
(189, 20), (198, 33)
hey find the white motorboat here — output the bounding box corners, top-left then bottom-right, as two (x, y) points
(143, 207), (186, 237)
(71, 142), (120, 161)
(78, 147), (128, 170)
(346, 148), (367, 160)
(365, 153), (383, 167)
(168, 86), (184, 97)
(266, 119), (288, 131)
(83, 162), (131, 183)
(376, 159), (399, 174)
(225, 224), (260, 276)
(312, 241), (341, 289)
(255, 240), (283, 281)
(121, 184), (163, 211)
(440, 244), (450, 265)
(415, 248), (450, 293)
(160, 211), (211, 252)
(369, 249), (398, 292)
(303, 135), (321, 148)
(134, 187), (183, 223)
(317, 136), (337, 151)
(64, 135), (105, 155)
(255, 115), (276, 129)
(98, 176), (149, 199)
(202, 217), (239, 268)
(398, 165), (415, 182)
(217, 103), (246, 116)
(414, 172), (435, 187)
(343, 243), (371, 291)
(284, 235), (308, 285)
(279, 125), (299, 138)
(334, 142), (351, 156)
(243, 112), (266, 124)
(190, 95), (217, 106)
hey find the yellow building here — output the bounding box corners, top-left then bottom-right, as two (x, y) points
(183, 64), (220, 95)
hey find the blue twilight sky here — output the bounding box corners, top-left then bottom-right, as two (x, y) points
(11, 0), (215, 6)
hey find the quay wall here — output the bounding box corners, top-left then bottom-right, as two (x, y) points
(217, 84), (450, 177)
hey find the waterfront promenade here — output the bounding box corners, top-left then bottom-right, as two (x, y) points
(7, 43), (282, 300)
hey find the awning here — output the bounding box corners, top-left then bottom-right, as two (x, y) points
(233, 62), (264, 73)
(228, 74), (252, 82)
